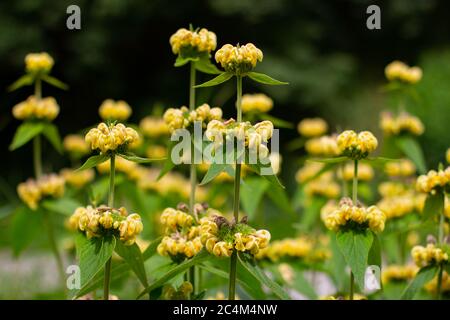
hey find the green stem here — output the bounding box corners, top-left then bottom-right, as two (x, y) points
(438, 208), (445, 246)
(352, 159), (358, 204)
(350, 272), (354, 300)
(35, 77), (42, 99)
(104, 154), (116, 300)
(437, 264), (444, 300)
(33, 135), (43, 179)
(236, 76), (242, 122)
(43, 211), (65, 289)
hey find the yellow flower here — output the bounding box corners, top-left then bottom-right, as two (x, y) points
(381, 265), (418, 284)
(416, 167), (450, 194)
(380, 111), (424, 136)
(99, 99), (132, 121)
(425, 272), (450, 294)
(377, 194), (416, 220)
(411, 244), (449, 268)
(63, 134), (90, 156)
(297, 118), (328, 138)
(164, 104), (223, 133)
(384, 159), (416, 177)
(241, 93), (273, 113)
(256, 237), (313, 262)
(215, 43), (263, 74)
(25, 52), (54, 73)
(146, 145), (167, 159)
(140, 116), (170, 138)
(385, 60), (422, 84)
(338, 162), (374, 181)
(12, 96), (59, 121)
(85, 122), (139, 153)
(337, 130), (378, 159)
(378, 181), (408, 197)
(295, 162), (325, 183)
(304, 177), (340, 199)
(17, 179), (41, 210)
(305, 135), (339, 157)
(17, 174), (65, 210)
(61, 168), (95, 188)
(170, 28), (217, 55)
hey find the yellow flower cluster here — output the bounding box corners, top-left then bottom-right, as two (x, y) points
(146, 145), (167, 159)
(295, 162), (326, 183)
(85, 123), (139, 154)
(304, 175), (340, 199)
(416, 167), (450, 194)
(61, 168), (95, 189)
(169, 28), (217, 55)
(200, 216), (270, 257)
(17, 174), (65, 210)
(305, 135), (339, 157)
(241, 93), (273, 113)
(377, 193), (417, 220)
(215, 43), (263, 74)
(322, 198), (386, 233)
(69, 205), (143, 245)
(297, 118), (328, 138)
(378, 181), (409, 197)
(25, 52), (54, 73)
(163, 104), (222, 132)
(385, 60), (422, 84)
(338, 162), (374, 181)
(98, 99), (132, 121)
(205, 119), (274, 158)
(63, 134), (90, 156)
(139, 116), (170, 138)
(384, 159), (416, 177)
(162, 282), (194, 300)
(425, 272), (450, 294)
(411, 244), (449, 268)
(255, 237), (313, 262)
(380, 111), (424, 136)
(337, 130), (378, 159)
(381, 265), (418, 284)
(12, 96), (59, 121)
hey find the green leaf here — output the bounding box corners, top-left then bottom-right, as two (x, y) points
(143, 236), (163, 260)
(41, 197), (82, 216)
(237, 252), (291, 300)
(422, 191), (445, 220)
(240, 177), (269, 219)
(194, 58), (221, 74)
(8, 74), (34, 91)
(42, 123), (63, 154)
(336, 228), (374, 291)
(200, 163), (232, 186)
(118, 152), (164, 164)
(10, 206), (43, 256)
(395, 136), (426, 174)
(267, 184), (296, 217)
(41, 75), (69, 90)
(368, 234), (382, 268)
(194, 72), (233, 88)
(246, 162), (284, 189)
(75, 234), (116, 289)
(115, 241), (148, 287)
(247, 72), (288, 85)
(291, 268), (317, 299)
(76, 154), (110, 171)
(137, 250), (209, 299)
(9, 122), (45, 151)
(309, 157), (348, 164)
(401, 265), (438, 300)
(174, 55), (194, 67)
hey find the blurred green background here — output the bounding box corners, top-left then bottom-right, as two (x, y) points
(1, 0), (450, 187)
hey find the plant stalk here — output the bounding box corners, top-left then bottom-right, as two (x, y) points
(43, 211), (65, 289)
(350, 272), (355, 300)
(104, 154), (116, 300)
(349, 159), (358, 300)
(33, 135), (43, 179)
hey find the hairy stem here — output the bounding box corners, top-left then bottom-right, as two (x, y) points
(104, 154), (116, 300)
(349, 159), (358, 300)
(33, 135), (43, 179)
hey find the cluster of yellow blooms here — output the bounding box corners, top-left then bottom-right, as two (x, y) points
(305, 135), (339, 157)
(215, 43), (263, 74)
(161, 282), (194, 300)
(163, 104), (222, 132)
(256, 237), (313, 262)
(378, 181), (409, 197)
(63, 134), (90, 156)
(381, 265), (418, 284)
(384, 159), (416, 177)
(12, 96), (59, 121)
(200, 215), (270, 257)
(380, 111), (424, 136)
(139, 116), (170, 138)
(241, 93), (273, 113)
(17, 174), (65, 210)
(411, 244), (449, 268)
(85, 122), (139, 154)
(338, 162), (374, 181)
(377, 193), (417, 220)
(304, 174), (340, 199)
(337, 130), (378, 160)
(297, 118), (328, 138)
(61, 168), (95, 189)
(295, 162), (325, 183)
(169, 28), (217, 55)
(322, 197), (386, 233)
(157, 208), (202, 260)
(416, 167), (450, 194)
(206, 119), (274, 158)
(146, 145), (167, 159)
(425, 272), (450, 294)
(98, 99), (132, 121)
(69, 205), (143, 245)
(25, 52), (54, 73)
(385, 60), (422, 84)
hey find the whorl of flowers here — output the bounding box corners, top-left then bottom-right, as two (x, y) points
(17, 174), (65, 210)
(241, 93), (273, 113)
(200, 215), (270, 258)
(146, 145), (167, 159)
(416, 167), (450, 194)
(378, 181), (409, 198)
(99, 99), (132, 121)
(304, 175), (340, 199)
(140, 116), (170, 138)
(425, 272), (450, 294)
(381, 265), (418, 284)
(305, 135), (339, 157)
(60, 168), (95, 189)
(338, 162), (374, 182)
(163, 104), (222, 133)
(297, 118), (328, 138)
(337, 130), (378, 160)
(69, 205), (143, 245)
(385, 60), (422, 84)
(25, 52), (54, 74)
(215, 43), (263, 74)
(295, 162), (326, 183)
(255, 237), (313, 262)
(12, 96), (59, 121)
(380, 111), (424, 136)
(411, 243), (449, 268)
(85, 123), (139, 154)
(322, 197), (386, 233)
(384, 159), (416, 177)
(377, 193), (417, 220)
(63, 134), (90, 156)
(170, 28), (217, 55)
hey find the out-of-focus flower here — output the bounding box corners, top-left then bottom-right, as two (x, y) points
(17, 174), (65, 210)
(380, 111), (424, 136)
(215, 43), (263, 74)
(382, 265), (418, 284)
(338, 162), (374, 181)
(98, 99), (132, 121)
(146, 145), (167, 159)
(25, 52), (54, 74)
(170, 28), (216, 56)
(425, 272), (450, 295)
(85, 122), (139, 154)
(241, 93), (273, 113)
(411, 244), (448, 268)
(377, 193), (417, 220)
(305, 135), (339, 157)
(416, 167), (450, 194)
(385, 60), (422, 84)
(295, 162), (326, 183)
(384, 159), (416, 177)
(63, 134), (90, 156)
(337, 130), (378, 160)
(297, 118), (328, 138)
(256, 237), (313, 262)
(61, 168), (95, 189)
(12, 96), (59, 121)
(140, 116), (170, 138)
